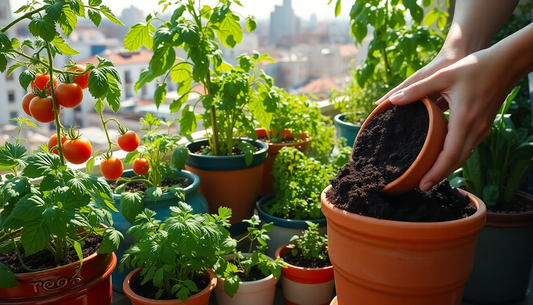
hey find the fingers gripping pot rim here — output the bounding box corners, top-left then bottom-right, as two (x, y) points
(352, 97), (448, 195)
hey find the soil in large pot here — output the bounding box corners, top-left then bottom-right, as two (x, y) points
(327, 101), (476, 221)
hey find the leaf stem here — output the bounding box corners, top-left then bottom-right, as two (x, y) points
(99, 109), (114, 156)
(1, 6), (46, 33)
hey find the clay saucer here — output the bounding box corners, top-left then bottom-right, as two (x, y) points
(353, 97), (448, 195)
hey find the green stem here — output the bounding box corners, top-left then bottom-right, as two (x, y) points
(12, 236), (43, 272)
(1, 6), (46, 33)
(99, 109), (114, 155)
(44, 42), (65, 166)
(0, 228), (22, 244)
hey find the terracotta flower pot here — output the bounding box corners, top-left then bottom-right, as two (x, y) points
(0, 252), (116, 305)
(255, 128), (312, 195)
(123, 268), (216, 305)
(355, 97), (448, 194)
(275, 243), (335, 305)
(321, 185), (486, 305)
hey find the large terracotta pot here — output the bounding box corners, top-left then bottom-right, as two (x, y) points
(123, 268), (216, 305)
(321, 186), (486, 305)
(275, 243), (335, 305)
(0, 252), (116, 305)
(255, 128), (312, 195)
(185, 139), (268, 235)
(463, 191), (533, 304)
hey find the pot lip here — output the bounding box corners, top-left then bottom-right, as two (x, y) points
(123, 268), (216, 303)
(256, 195), (327, 229)
(186, 138), (268, 159)
(334, 113), (362, 129)
(275, 242), (333, 272)
(485, 191), (533, 227)
(321, 185), (487, 236)
(254, 128), (312, 146)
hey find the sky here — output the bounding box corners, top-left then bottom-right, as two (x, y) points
(9, 0), (353, 21)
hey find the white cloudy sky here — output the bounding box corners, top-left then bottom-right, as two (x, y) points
(9, 0), (353, 20)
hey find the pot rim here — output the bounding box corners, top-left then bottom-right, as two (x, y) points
(334, 113), (362, 129)
(255, 128), (312, 146)
(256, 195), (327, 229)
(275, 242), (333, 272)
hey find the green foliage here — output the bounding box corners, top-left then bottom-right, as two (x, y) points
(332, 0), (447, 123)
(450, 87), (533, 208)
(120, 204), (234, 301)
(287, 221), (328, 261)
(214, 215), (286, 297)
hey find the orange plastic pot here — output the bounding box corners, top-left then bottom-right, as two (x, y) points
(0, 252), (116, 305)
(255, 129), (312, 195)
(321, 185), (486, 305)
(123, 268), (216, 305)
(275, 243), (334, 305)
(355, 97), (448, 194)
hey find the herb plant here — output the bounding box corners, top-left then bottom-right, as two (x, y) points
(287, 221), (328, 262)
(215, 215), (286, 297)
(450, 87), (533, 208)
(120, 204), (235, 301)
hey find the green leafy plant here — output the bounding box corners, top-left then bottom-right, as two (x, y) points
(330, 0), (448, 123)
(264, 146), (351, 220)
(112, 113), (189, 223)
(450, 87), (533, 208)
(287, 221), (328, 262)
(120, 204), (235, 301)
(125, 0), (278, 163)
(215, 215), (286, 297)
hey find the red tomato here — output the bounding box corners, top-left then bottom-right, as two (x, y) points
(132, 158), (150, 175)
(117, 131), (140, 152)
(47, 134), (66, 155)
(31, 73), (57, 94)
(100, 157), (124, 180)
(22, 93), (36, 117)
(55, 82), (83, 108)
(63, 137), (92, 164)
(29, 96), (60, 123)
(69, 64), (89, 90)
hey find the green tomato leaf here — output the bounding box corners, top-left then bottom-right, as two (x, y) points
(335, 0), (341, 17)
(0, 54), (7, 72)
(216, 12), (243, 48)
(245, 16), (256, 33)
(22, 219), (50, 256)
(223, 274), (240, 297)
(171, 146), (189, 171)
(106, 75), (121, 113)
(59, 6), (77, 36)
(29, 15), (57, 41)
(170, 63), (192, 83)
(125, 22), (155, 51)
(154, 83), (167, 109)
(88, 68), (109, 99)
(0, 264), (19, 288)
(146, 187), (163, 202)
(45, 1), (64, 20)
(52, 35), (80, 55)
(120, 192), (144, 223)
(12, 194), (45, 220)
(23, 152), (63, 178)
(18, 69), (36, 90)
(179, 105), (197, 138)
(88, 9), (102, 27)
(100, 5), (125, 26)
(238, 141), (254, 166)
(135, 69), (155, 94)
(99, 228), (123, 253)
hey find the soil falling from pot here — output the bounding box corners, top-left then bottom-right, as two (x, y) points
(327, 101), (476, 222)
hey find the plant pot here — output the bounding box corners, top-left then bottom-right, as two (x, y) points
(275, 243), (335, 305)
(214, 254), (278, 305)
(123, 268), (216, 305)
(321, 185), (486, 305)
(463, 191), (533, 304)
(110, 169), (208, 292)
(257, 195), (327, 258)
(333, 113), (361, 149)
(255, 128), (312, 195)
(185, 138), (268, 234)
(0, 252), (116, 305)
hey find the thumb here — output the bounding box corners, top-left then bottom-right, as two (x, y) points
(388, 75), (444, 105)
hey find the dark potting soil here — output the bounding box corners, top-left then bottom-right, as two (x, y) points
(327, 101), (477, 222)
(281, 252), (332, 269)
(236, 265), (268, 282)
(111, 177), (191, 194)
(0, 235), (102, 274)
(258, 136), (296, 144)
(489, 194), (533, 214)
(191, 144), (261, 156)
(130, 272), (209, 300)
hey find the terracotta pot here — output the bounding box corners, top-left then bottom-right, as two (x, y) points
(355, 97), (448, 194)
(185, 139), (268, 234)
(123, 268), (216, 305)
(321, 185), (486, 305)
(463, 191), (533, 304)
(0, 252), (116, 305)
(333, 113), (361, 148)
(275, 243), (335, 305)
(255, 128), (312, 195)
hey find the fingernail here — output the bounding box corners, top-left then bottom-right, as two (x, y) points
(421, 182), (434, 192)
(389, 91), (404, 102)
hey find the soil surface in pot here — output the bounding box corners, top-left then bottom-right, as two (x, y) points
(111, 177), (191, 194)
(258, 136), (296, 145)
(130, 272), (208, 300)
(281, 252), (331, 268)
(488, 194), (533, 213)
(327, 101), (476, 222)
(191, 145), (261, 155)
(234, 264), (268, 282)
(0, 235), (102, 274)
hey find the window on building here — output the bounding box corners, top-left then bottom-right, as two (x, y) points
(8, 90), (15, 103)
(125, 86), (133, 99)
(0, 8), (6, 19)
(125, 70), (132, 84)
(10, 112), (17, 120)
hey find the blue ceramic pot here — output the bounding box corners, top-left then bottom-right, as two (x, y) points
(334, 113), (361, 148)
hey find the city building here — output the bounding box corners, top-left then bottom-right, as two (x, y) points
(269, 0), (301, 47)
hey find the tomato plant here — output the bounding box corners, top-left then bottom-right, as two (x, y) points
(118, 130), (139, 152)
(47, 134), (66, 154)
(101, 157), (124, 180)
(132, 158), (150, 175)
(55, 82), (83, 108)
(29, 96), (60, 123)
(30, 73), (57, 94)
(21, 92), (36, 117)
(63, 136), (92, 164)
(69, 64), (89, 89)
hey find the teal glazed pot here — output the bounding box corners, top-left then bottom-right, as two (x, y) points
(185, 139), (268, 236)
(109, 169), (208, 292)
(334, 113), (361, 148)
(256, 195), (327, 258)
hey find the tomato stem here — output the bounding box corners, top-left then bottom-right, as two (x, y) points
(99, 108), (114, 156)
(45, 41), (65, 166)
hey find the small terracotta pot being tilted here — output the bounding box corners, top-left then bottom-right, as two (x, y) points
(354, 97), (448, 194)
